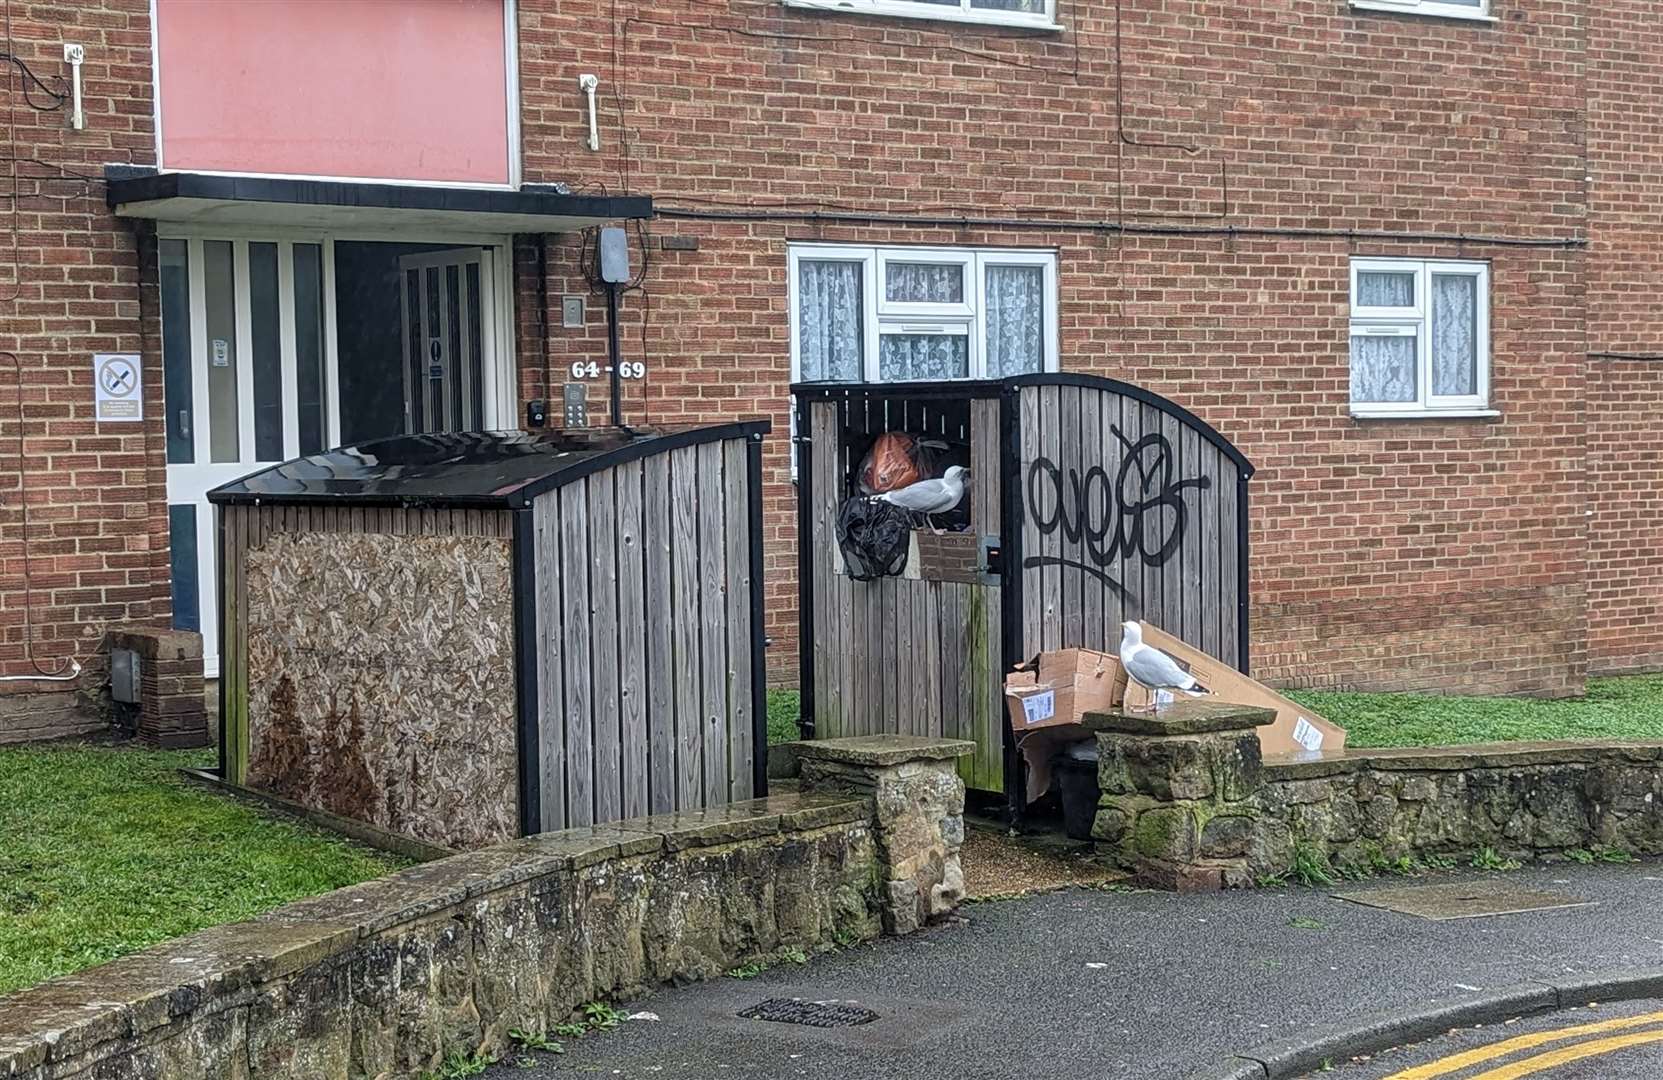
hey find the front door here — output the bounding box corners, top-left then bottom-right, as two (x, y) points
(161, 237), (507, 677)
(398, 248), (496, 435)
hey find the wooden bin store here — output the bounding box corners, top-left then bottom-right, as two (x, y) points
(209, 424), (769, 851)
(793, 374), (1255, 803)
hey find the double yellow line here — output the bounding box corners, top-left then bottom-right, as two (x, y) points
(1384, 1008), (1663, 1079)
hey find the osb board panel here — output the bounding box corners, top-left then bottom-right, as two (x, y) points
(244, 531), (518, 850)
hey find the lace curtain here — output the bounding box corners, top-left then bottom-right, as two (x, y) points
(879, 334), (968, 380)
(971, 0), (1048, 10)
(1356, 271), (1414, 308)
(1431, 275), (1477, 396)
(986, 265), (1045, 376)
(797, 260), (862, 381)
(885, 263), (963, 304)
(1350, 335), (1416, 403)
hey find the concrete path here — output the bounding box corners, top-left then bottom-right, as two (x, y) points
(485, 861), (1663, 1079)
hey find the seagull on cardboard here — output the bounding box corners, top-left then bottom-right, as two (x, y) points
(1119, 621), (1210, 712)
(874, 466), (969, 534)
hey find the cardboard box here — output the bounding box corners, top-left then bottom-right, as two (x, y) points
(1120, 622), (1347, 759)
(1004, 648), (1124, 733)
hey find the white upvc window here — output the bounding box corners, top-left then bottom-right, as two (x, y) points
(783, 0), (1059, 31)
(1349, 258), (1492, 418)
(1348, 0), (1495, 23)
(790, 244), (1059, 384)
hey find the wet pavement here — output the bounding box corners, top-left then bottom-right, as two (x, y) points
(483, 861), (1663, 1080)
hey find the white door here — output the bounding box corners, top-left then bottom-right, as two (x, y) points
(398, 248), (498, 435)
(160, 238), (338, 679)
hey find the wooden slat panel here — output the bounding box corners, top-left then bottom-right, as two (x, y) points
(1039, 384), (1062, 651)
(1161, 408), (1186, 644)
(696, 440), (729, 804)
(977, 581), (1003, 792)
(1204, 443), (1225, 664)
(939, 583), (963, 748)
(1221, 458), (1241, 671)
(643, 452), (677, 814)
(925, 582), (942, 737)
(615, 459), (649, 818)
(1139, 402), (1165, 633)
(1019, 385), (1043, 658)
(971, 398), (1000, 538)
(1181, 424), (1204, 651)
(669, 445), (703, 809)
(1081, 386), (1104, 653)
(809, 402), (844, 737)
(588, 470), (622, 824)
(722, 439), (755, 801)
(1059, 384), (1084, 650)
(559, 481), (594, 826)
(532, 494), (566, 831)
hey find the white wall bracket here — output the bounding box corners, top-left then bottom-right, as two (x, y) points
(578, 73), (599, 151)
(62, 43), (85, 130)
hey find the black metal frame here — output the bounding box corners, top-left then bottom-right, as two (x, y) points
(792, 373), (1258, 808)
(510, 509), (541, 836)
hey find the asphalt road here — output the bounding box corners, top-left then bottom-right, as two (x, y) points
(1306, 998), (1663, 1079)
(485, 861), (1663, 1080)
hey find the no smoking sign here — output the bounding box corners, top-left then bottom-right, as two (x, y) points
(94, 353), (142, 422)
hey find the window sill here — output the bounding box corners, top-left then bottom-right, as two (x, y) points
(1350, 408), (1501, 421)
(1348, 1), (1498, 23)
(782, 0), (1064, 32)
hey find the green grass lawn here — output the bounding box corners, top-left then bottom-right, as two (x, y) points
(0, 743), (410, 996)
(766, 674), (1663, 750)
(1290, 673), (1663, 748)
(767, 689), (800, 745)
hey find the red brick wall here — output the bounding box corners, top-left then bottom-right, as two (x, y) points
(1586, 4), (1663, 676)
(1588, 359), (1663, 675)
(514, 0), (1592, 694)
(1, 0), (1655, 719)
(0, 1), (162, 715)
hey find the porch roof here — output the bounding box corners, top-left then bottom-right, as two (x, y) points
(104, 167), (652, 234)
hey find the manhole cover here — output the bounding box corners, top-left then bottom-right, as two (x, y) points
(1334, 880), (1595, 921)
(738, 998), (880, 1028)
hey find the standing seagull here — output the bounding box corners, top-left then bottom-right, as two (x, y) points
(1119, 621), (1210, 712)
(874, 466), (969, 534)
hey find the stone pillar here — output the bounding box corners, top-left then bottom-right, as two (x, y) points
(1088, 701), (1274, 892)
(105, 627), (211, 749)
(796, 734), (974, 935)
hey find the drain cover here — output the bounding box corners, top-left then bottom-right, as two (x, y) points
(738, 998), (880, 1028)
(1334, 881), (1595, 921)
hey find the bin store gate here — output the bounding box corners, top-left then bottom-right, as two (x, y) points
(795, 374), (1254, 801)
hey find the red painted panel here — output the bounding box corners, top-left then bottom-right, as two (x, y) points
(156, 0), (512, 185)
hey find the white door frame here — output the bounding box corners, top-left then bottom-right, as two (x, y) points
(158, 226), (518, 677)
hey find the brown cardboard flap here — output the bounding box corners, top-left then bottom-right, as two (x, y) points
(1121, 622), (1347, 756)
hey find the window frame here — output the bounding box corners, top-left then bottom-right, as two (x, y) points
(1348, 0), (1495, 23)
(789, 243), (1060, 385)
(1349, 257), (1491, 418)
(782, 0), (1061, 32)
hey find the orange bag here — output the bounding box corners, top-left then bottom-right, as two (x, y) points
(859, 432), (922, 494)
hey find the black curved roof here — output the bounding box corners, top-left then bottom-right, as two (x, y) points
(207, 423), (769, 509)
(790, 372), (1255, 478)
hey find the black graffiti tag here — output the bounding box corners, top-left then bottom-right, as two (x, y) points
(1023, 426), (1212, 593)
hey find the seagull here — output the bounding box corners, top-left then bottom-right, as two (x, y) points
(874, 466), (969, 534)
(1119, 621), (1210, 712)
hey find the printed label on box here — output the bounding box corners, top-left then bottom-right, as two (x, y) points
(1292, 716), (1325, 752)
(1022, 690), (1056, 726)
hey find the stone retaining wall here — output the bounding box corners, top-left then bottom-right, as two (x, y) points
(1254, 741), (1663, 876)
(1087, 702), (1663, 889)
(0, 737), (969, 1080)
